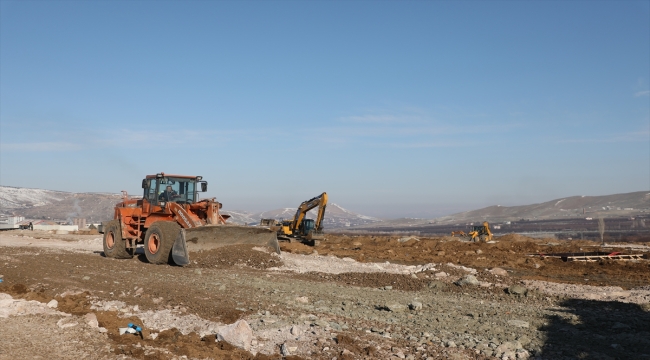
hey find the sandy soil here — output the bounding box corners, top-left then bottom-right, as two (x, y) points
(1, 230), (649, 359)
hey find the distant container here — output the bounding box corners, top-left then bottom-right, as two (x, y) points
(0, 216), (25, 230)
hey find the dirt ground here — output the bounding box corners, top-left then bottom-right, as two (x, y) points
(281, 234), (650, 290)
(1, 230), (649, 360)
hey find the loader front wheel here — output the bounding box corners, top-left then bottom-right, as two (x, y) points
(144, 222), (180, 264)
(103, 220), (134, 259)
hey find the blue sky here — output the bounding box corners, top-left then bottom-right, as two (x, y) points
(1, 1), (649, 218)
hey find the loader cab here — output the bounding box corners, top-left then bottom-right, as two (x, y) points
(142, 175), (203, 206)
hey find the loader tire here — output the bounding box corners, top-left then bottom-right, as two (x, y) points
(103, 220), (134, 259)
(144, 222), (180, 265)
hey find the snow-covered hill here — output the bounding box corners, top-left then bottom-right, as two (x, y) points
(1, 186), (380, 229)
(224, 203), (381, 228)
(0, 186), (68, 211)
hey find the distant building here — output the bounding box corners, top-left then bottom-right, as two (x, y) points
(73, 218), (86, 229)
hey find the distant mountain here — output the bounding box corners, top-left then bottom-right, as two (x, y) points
(432, 191), (650, 224)
(0, 186), (121, 223)
(0, 186), (380, 229)
(225, 203), (381, 228)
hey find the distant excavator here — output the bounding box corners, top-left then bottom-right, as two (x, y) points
(262, 192), (328, 246)
(451, 221), (493, 242)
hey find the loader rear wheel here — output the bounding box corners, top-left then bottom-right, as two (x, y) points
(144, 222), (180, 265)
(103, 220), (134, 259)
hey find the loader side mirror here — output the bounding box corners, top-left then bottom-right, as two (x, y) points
(142, 179), (147, 189)
(201, 182), (207, 192)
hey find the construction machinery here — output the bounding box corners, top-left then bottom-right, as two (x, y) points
(100, 173), (280, 266)
(271, 192), (328, 245)
(467, 221), (493, 242)
(450, 222), (492, 242)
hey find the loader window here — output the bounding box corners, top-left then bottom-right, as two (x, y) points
(143, 179), (158, 204)
(159, 178), (196, 204)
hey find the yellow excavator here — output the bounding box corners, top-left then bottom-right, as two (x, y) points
(450, 222), (492, 242)
(270, 192), (328, 245)
(467, 221), (493, 242)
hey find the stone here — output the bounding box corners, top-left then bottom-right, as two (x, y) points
(446, 341), (457, 348)
(476, 249), (483, 254)
(386, 303), (407, 312)
(409, 301), (423, 311)
(507, 320), (529, 328)
(490, 268), (508, 276)
(290, 325), (301, 336)
(516, 349), (530, 359)
(295, 296), (309, 303)
(135, 288), (144, 296)
(507, 285), (528, 296)
(46, 299), (58, 309)
(280, 343), (290, 356)
(434, 272), (448, 278)
(194, 269), (202, 275)
(82, 276), (90, 281)
(216, 320), (253, 351)
(455, 275), (480, 287)
(84, 313), (99, 328)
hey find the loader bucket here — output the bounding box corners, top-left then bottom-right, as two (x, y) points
(171, 225), (280, 266)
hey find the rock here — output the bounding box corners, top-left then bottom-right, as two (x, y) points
(455, 275), (480, 287)
(56, 318), (78, 329)
(490, 268), (508, 276)
(295, 296), (309, 303)
(516, 349), (530, 359)
(446, 341), (457, 348)
(409, 301), (422, 311)
(476, 249), (483, 254)
(427, 280), (446, 289)
(216, 320), (253, 351)
(194, 269), (202, 275)
(280, 343), (290, 356)
(386, 303), (407, 312)
(290, 325), (301, 336)
(517, 335), (531, 347)
(437, 251), (446, 256)
(46, 299), (58, 309)
(434, 272), (448, 278)
(383, 286), (393, 290)
(82, 276), (90, 281)
(398, 236), (419, 243)
(507, 285), (528, 296)
(218, 285), (226, 291)
(84, 313), (99, 328)
(507, 320), (529, 328)
(135, 288), (144, 296)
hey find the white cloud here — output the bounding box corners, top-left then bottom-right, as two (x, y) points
(634, 90), (650, 97)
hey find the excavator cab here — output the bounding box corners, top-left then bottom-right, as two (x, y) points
(298, 219), (316, 237)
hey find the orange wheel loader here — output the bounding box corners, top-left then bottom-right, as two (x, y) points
(100, 173), (280, 266)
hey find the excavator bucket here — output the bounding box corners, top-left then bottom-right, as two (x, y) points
(171, 225), (280, 266)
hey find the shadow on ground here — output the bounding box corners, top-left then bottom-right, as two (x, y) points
(539, 298), (650, 359)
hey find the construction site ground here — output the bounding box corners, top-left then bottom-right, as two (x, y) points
(1, 230), (649, 360)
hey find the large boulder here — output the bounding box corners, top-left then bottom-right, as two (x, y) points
(455, 275), (480, 287)
(216, 320), (253, 351)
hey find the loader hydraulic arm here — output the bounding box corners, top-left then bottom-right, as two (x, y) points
(291, 192), (328, 232)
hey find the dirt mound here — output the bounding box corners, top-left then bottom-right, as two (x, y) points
(281, 234), (650, 289)
(190, 245), (283, 270)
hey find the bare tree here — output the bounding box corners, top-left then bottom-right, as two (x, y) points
(598, 217), (606, 244)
